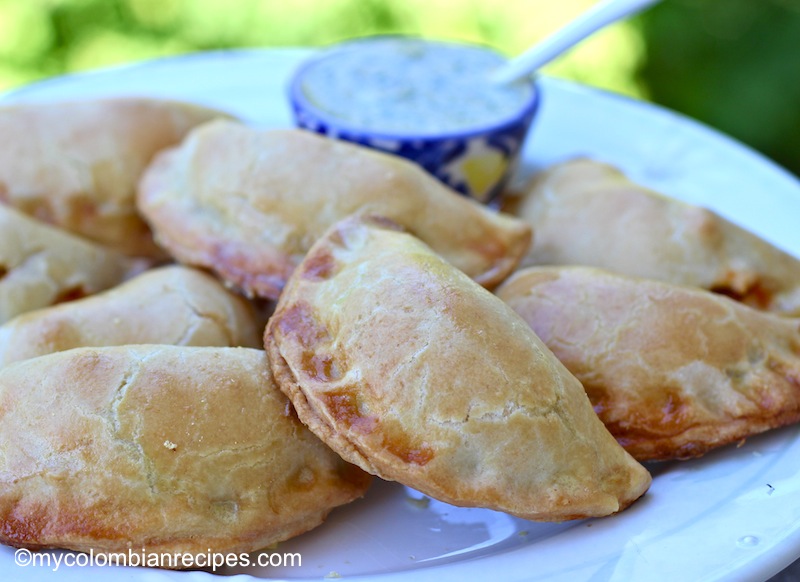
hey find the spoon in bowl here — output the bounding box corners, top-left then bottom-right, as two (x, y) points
(492, 0), (662, 84)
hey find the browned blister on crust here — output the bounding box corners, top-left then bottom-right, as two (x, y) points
(497, 266), (800, 461)
(0, 97), (231, 257)
(517, 158), (800, 316)
(265, 215), (650, 522)
(137, 122), (531, 299)
(0, 345), (371, 561)
(0, 205), (141, 325)
(0, 265), (261, 367)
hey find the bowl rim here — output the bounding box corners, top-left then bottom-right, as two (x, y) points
(287, 36), (541, 142)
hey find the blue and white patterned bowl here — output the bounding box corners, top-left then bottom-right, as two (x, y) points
(287, 39), (540, 207)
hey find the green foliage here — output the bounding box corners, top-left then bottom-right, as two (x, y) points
(0, 0), (645, 95)
(0, 0), (796, 175)
(637, 0), (800, 175)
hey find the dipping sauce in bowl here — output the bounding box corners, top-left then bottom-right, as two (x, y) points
(288, 37), (539, 206)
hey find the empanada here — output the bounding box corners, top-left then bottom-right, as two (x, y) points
(0, 345), (371, 560)
(517, 158), (800, 316)
(497, 266), (800, 461)
(137, 121), (531, 300)
(0, 265), (260, 367)
(0, 97), (230, 257)
(0, 205), (140, 325)
(265, 215), (650, 521)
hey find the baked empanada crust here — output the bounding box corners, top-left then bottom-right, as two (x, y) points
(517, 158), (800, 316)
(0, 265), (261, 367)
(497, 266), (800, 461)
(137, 122), (531, 299)
(0, 345), (371, 559)
(0, 205), (140, 325)
(266, 215), (650, 522)
(0, 97), (230, 257)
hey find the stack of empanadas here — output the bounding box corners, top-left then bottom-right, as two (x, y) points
(0, 102), (561, 568)
(504, 157), (800, 461)
(0, 100), (373, 564)
(8, 93), (800, 571)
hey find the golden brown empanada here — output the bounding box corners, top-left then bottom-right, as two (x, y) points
(517, 158), (800, 316)
(265, 215), (650, 522)
(497, 266), (800, 461)
(0, 97), (231, 257)
(137, 121), (531, 300)
(0, 345), (371, 561)
(0, 205), (140, 325)
(0, 265), (261, 367)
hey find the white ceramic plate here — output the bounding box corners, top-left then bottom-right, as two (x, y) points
(2, 49), (800, 582)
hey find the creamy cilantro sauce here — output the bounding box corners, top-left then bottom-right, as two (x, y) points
(299, 38), (533, 135)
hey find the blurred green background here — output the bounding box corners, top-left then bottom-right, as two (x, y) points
(0, 0), (798, 175)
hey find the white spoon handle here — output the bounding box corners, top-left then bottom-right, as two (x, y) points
(492, 0), (661, 84)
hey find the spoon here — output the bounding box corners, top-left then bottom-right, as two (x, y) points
(492, 0), (661, 84)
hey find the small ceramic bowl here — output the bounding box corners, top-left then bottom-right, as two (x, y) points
(287, 37), (540, 207)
